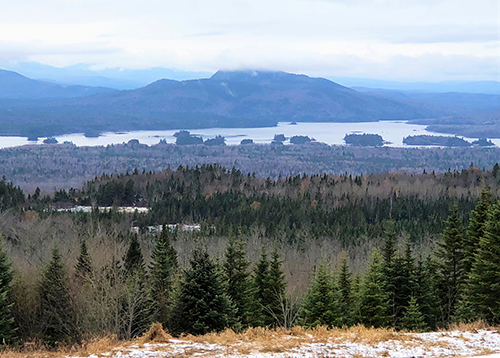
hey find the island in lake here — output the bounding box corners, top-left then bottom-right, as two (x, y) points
(344, 133), (384, 146)
(403, 135), (471, 147)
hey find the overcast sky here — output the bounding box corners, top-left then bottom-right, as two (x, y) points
(0, 0), (498, 81)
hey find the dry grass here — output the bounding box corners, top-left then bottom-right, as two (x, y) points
(137, 322), (172, 344)
(0, 321), (497, 357)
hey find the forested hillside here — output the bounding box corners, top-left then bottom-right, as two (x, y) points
(2, 142), (500, 191)
(0, 164), (499, 347)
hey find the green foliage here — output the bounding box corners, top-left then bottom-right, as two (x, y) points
(337, 255), (353, 326)
(124, 234), (145, 276)
(40, 246), (78, 346)
(464, 187), (492, 274)
(264, 248), (287, 327)
(360, 250), (390, 328)
(413, 257), (441, 330)
(150, 227), (178, 327)
(302, 262), (340, 327)
(0, 238), (14, 343)
(75, 240), (92, 280)
(435, 206), (466, 326)
(392, 241), (417, 328)
(223, 237), (252, 330)
(459, 202), (500, 325)
(401, 296), (428, 332)
(174, 249), (235, 335)
(0, 177), (24, 212)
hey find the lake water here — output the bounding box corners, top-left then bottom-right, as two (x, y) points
(0, 121), (498, 149)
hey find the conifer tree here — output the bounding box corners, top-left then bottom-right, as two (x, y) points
(150, 226), (178, 327)
(360, 249), (390, 328)
(381, 220), (397, 326)
(337, 254), (353, 326)
(351, 273), (362, 325)
(392, 240), (416, 328)
(124, 234), (144, 276)
(401, 296), (428, 332)
(251, 249), (270, 327)
(122, 234), (150, 339)
(435, 207), (466, 326)
(0, 238), (14, 343)
(302, 262), (340, 327)
(223, 237), (252, 329)
(174, 249), (234, 335)
(264, 248), (287, 326)
(414, 257), (440, 330)
(40, 245), (78, 346)
(464, 187), (492, 274)
(459, 201), (500, 325)
(75, 240), (92, 280)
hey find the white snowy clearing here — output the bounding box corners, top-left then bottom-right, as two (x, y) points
(68, 328), (500, 358)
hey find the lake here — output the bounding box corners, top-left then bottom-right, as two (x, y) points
(0, 121), (498, 149)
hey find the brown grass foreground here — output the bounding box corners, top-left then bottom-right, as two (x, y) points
(0, 321), (495, 358)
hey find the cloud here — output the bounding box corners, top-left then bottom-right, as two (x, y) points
(0, 0), (497, 81)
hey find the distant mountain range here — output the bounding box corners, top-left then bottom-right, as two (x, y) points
(2, 62), (499, 94)
(0, 68), (499, 139)
(0, 69), (116, 99)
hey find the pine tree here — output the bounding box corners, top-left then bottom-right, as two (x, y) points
(302, 262), (340, 327)
(337, 254), (353, 326)
(464, 187), (492, 274)
(75, 240), (92, 280)
(223, 238), (252, 329)
(435, 206), (466, 326)
(459, 201), (500, 325)
(150, 226), (178, 327)
(0, 238), (14, 343)
(174, 249), (235, 335)
(401, 296), (428, 332)
(40, 245), (78, 346)
(360, 249), (390, 328)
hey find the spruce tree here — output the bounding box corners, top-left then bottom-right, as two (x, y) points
(40, 245), (78, 346)
(0, 238), (14, 343)
(435, 206), (466, 326)
(150, 226), (178, 327)
(360, 249), (390, 328)
(174, 249), (234, 335)
(414, 257), (440, 330)
(401, 296), (428, 332)
(264, 248), (287, 326)
(351, 273), (363, 325)
(223, 238), (252, 329)
(75, 240), (92, 280)
(464, 187), (492, 274)
(392, 240), (416, 328)
(381, 219), (397, 326)
(337, 255), (353, 326)
(124, 234), (144, 276)
(302, 262), (340, 327)
(459, 201), (500, 325)
(251, 249), (270, 327)
(122, 234), (150, 339)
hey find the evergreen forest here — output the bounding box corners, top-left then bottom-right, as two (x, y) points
(0, 164), (498, 347)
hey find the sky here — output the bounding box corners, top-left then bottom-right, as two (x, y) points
(0, 0), (499, 81)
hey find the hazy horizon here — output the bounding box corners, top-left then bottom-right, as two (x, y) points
(1, 0), (498, 83)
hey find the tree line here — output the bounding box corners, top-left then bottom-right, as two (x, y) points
(0, 187), (497, 348)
